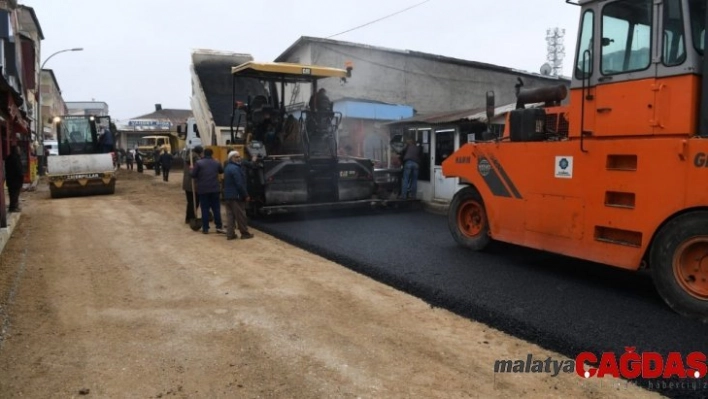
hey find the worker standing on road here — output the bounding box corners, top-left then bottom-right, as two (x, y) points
(153, 146), (161, 176)
(125, 150), (134, 170)
(135, 150), (144, 173)
(191, 148), (225, 235)
(183, 146), (202, 224)
(222, 150), (254, 241)
(4, 144), (24, 212)
(400, 137), (422, 200)
(159, 149), (173, 182)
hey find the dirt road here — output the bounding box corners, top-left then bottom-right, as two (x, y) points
(0, 168), (660, 398)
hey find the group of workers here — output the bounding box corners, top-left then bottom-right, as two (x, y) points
(182, 145), (254, 240)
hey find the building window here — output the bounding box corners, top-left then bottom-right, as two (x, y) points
(435, 130), (455, 167)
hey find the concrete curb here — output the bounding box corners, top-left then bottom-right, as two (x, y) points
(0, 212), (22, 257)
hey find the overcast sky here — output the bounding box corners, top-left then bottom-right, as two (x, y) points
(20, 0), (581, 122)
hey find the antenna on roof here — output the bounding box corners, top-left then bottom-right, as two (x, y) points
(540, 63), (553, 76)
(545, 27), (566, 76)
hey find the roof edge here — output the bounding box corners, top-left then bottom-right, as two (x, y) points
(18, 5), (44, 40)
(40, 68), (61, 93)
(276, 36), (570, 82)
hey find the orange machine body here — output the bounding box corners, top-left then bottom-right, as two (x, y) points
(441, 0), (708, 318)
(442, 71), (708, 270)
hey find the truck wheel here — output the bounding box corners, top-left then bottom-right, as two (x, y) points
(448, 186), (490, 251)
(650, 211), (708, 322)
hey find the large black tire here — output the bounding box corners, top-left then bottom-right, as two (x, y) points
(448, 186), (491, 251)
(650, 211), (708, 322)
(105, 180), (116, 195)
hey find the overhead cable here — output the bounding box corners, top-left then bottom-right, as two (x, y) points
(326, 0), (432, 39)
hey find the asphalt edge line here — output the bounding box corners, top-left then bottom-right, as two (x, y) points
(251, 221), (686, 398)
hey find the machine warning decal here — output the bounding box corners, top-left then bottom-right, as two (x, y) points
(555, 156), (573, 179)
(490, 157), (522, 199)
(477, 157), (512, 198)
(478, 159), (491, 176)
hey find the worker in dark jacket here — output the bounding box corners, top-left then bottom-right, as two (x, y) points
(191, 148), (224, 234)
(159, 149), (173, 182)
(183, 146), (202, 224)
(153, 146), (161, 176)
(222, 150), (254, 240)
(135, 150), (144, 173)
(5, 144), (24, 212)
(400, 137), (422, 199)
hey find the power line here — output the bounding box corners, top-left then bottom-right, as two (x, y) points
(326, 0), (432, 39)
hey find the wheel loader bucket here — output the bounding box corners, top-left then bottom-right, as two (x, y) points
(47, 154), (117, 199)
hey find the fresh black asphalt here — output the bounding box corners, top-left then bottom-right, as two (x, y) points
(250, 208), (708, 399)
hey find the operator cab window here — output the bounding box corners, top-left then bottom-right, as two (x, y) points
(663, 0), (687, 66)
(600, 0), (652, 75)
(575, 9), (594, 79)
(689, 0), (706, 55)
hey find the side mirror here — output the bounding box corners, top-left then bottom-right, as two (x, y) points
(486, 91), (495, 123)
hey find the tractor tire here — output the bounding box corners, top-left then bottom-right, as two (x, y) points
(650, 211), (708, 322)
(448, 186), (491, 251)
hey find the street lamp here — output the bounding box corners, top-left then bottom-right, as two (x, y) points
(37, 47), (83, 175)
(40, 47), (83, 70)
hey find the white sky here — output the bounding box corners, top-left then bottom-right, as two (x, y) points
(20, 0), (581, 121)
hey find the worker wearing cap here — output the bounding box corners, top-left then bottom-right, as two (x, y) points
(222, 150), (254, 240)
(191, 147), (225, 234)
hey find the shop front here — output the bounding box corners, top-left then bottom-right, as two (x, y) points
(387, 106), (510, 204)
(0, 78), (31, 227)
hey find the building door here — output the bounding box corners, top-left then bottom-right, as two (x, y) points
(432, 129), (457, 201)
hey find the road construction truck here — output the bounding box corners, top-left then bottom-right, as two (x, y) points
(189, 49), (268, 147)
(229, 61), (409, 216)
(175, 117), (203, 153)
(442, 0), (708, 321)
(136, 134), (181, 169)
(46, 115), (117, 198)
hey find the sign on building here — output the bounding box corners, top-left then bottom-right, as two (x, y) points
(127, 119), (172, 129)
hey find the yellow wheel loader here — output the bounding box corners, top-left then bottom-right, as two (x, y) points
(46, 115), (118, 199)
